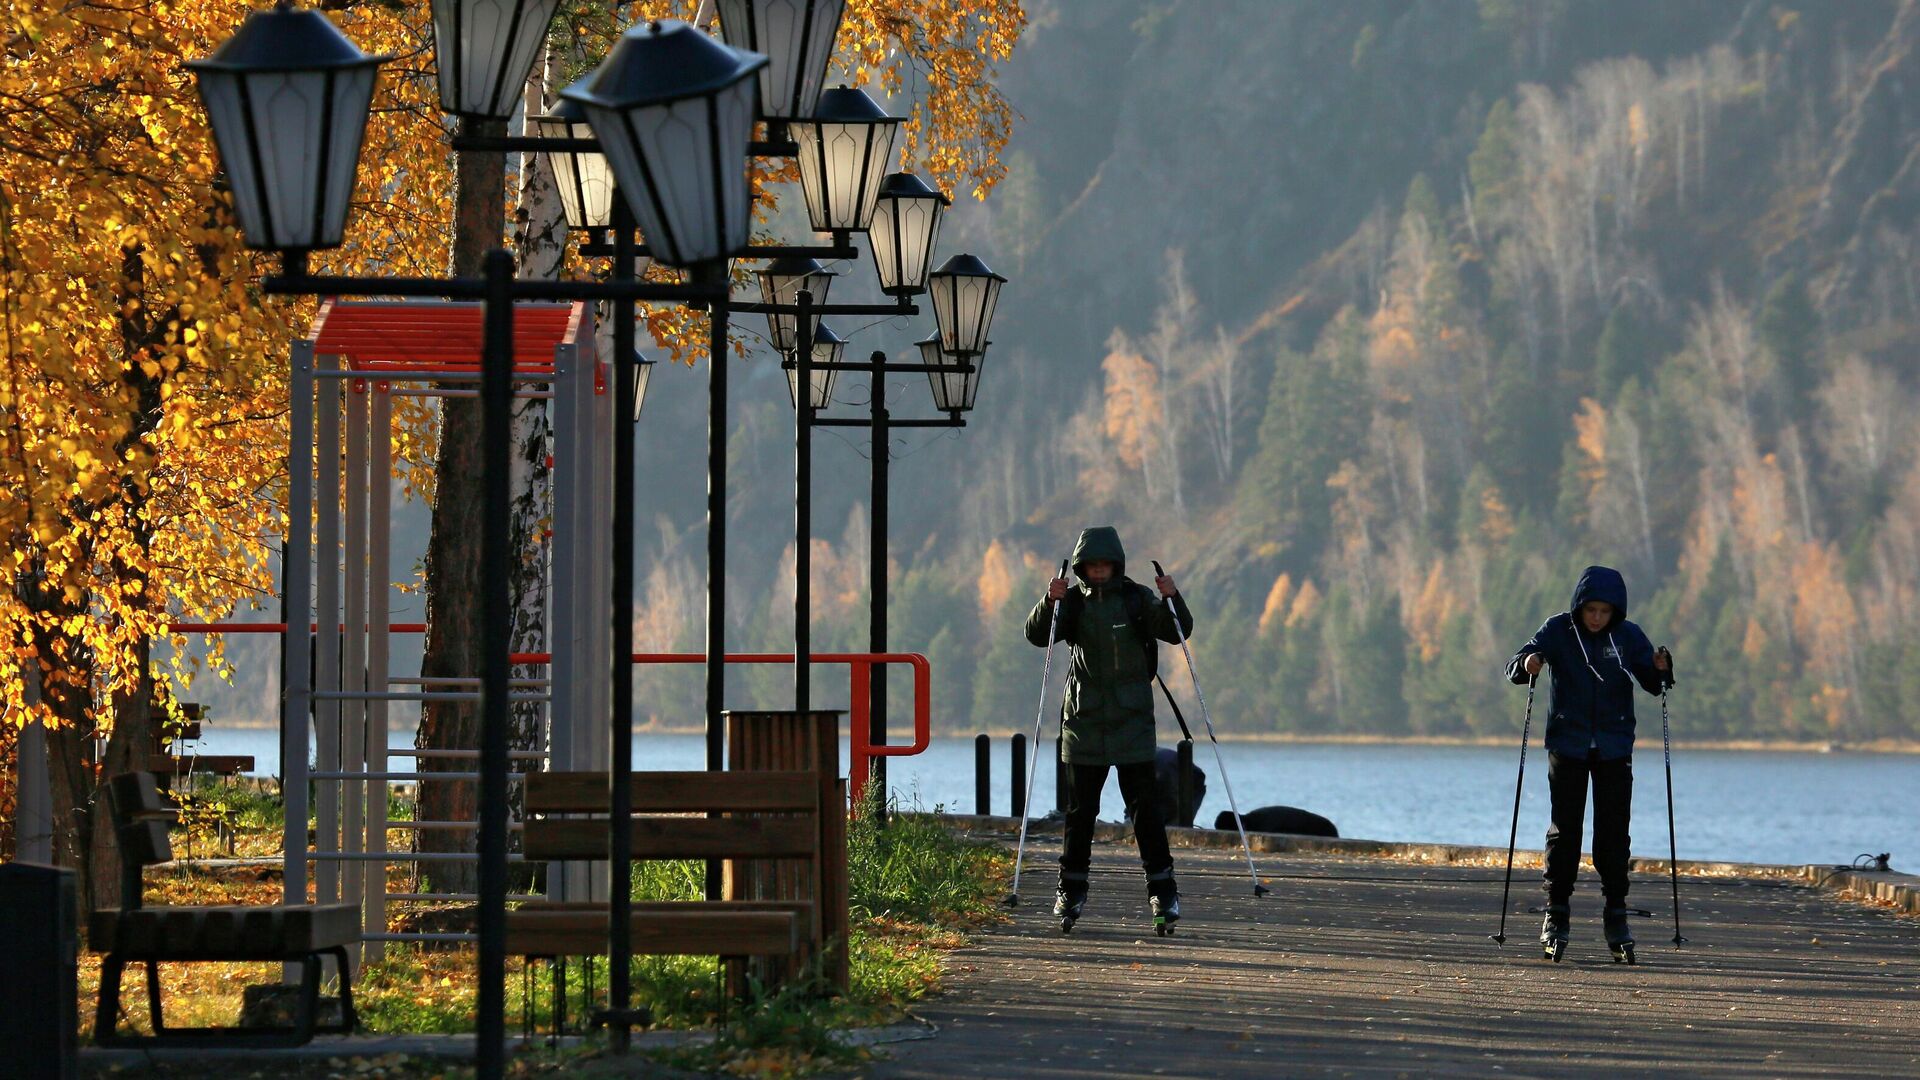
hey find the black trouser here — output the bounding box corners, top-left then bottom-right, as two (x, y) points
(1060, 760), (1176, 897)
(1543, 750), (1633, 904)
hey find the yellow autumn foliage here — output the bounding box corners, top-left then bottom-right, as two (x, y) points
(0, 0), (1026, 731)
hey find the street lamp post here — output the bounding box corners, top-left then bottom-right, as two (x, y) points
(190, 9), (748, 1075)
(194, 3), (1006, 1074)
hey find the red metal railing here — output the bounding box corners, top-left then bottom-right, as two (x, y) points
(624, 652), (932, 812)
(166, 623), (931, 810)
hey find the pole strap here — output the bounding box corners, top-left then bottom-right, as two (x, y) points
(1154, 675), (1196, 743)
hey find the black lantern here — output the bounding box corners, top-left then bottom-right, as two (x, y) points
(531, 94), (615, 231)
(562, 20), (767, 266)
(918, 334), (985, 413)
(187, 1), (391, 252)
(789, 87), (898, 233)
(755, 257), (835, 352)
(630, 352), (656, 422)
(430, 0), (561, 118)
(927, 253), (1005, 357)
(714, 0), (847, 121)
(783, 322), (844, 409)
(868, 172), (948, 297)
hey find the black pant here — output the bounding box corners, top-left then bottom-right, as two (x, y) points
(1060, 760), (1175, 896)
(1543, 750), (1633, 904)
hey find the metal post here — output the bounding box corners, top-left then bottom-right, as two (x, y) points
(282, 339), (314, 927)
(607, 200), (638, 1046)
(547, 339), (576, 904)
(341, 381), (369, 957)
(314, 356), (342, 907)
(794, 290), (814, 715)
(365, 383), (393, 963)
(701, 259), (728, 902)
(1010, 732), (1027, 819)
(973, 734), (989, 817)
(475, 248), (515, 1080)
(868, 350), (889, 815)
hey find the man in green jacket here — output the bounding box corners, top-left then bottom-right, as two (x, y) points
(1025, 525), (1194, 932)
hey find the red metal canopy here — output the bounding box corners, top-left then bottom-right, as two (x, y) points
(306, 299), (586, 372)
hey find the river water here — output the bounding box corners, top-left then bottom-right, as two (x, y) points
(191, 728), (1915, 869)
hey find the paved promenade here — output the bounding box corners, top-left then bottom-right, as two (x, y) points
(874, 830), (1920, 1078)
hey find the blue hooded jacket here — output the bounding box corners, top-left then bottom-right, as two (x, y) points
(1506, 566), (1666, 760)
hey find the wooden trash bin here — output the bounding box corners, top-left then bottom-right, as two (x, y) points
(723, 709), (850, 994)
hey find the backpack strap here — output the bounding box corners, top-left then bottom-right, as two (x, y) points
(1126, 584), (1192, 738)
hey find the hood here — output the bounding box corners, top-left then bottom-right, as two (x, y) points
(1569, 565), (1628, 630)
(1070, 525), (1126, 581)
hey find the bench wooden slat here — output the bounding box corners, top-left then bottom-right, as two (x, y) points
(523, 817), (817, 861)
(526, 771), (820, 814)
(146, 754), (255, 776)
(515, 899), (812, 916)
(505, 909), (798, 958)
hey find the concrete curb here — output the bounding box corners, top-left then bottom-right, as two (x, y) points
(921, 812), (1920, 913)
(1800, 866), (1920, 914)
(77, 1020), (935, 1067)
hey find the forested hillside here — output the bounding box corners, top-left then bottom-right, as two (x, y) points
(628, 1), (1920, 744)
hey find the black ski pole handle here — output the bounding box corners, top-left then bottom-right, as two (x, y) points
(1657, 645), (1677, 688)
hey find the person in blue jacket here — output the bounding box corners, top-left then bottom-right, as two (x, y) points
(1507, 565), (1672, 959)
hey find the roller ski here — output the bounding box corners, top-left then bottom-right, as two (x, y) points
(1150, 891), (1181, 936)
(1604, 906), (1636, 964)
(1053, 887), (1087, 934)
(1539, 902), (1569, 962)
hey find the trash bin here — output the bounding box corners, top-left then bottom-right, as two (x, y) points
(0, 862), (78, 1079)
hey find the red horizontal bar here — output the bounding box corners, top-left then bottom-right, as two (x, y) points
(167, 622), (428, 634)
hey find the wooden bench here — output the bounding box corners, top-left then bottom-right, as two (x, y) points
(90, 772), (361, 1048)
(506, 770), (825, 984)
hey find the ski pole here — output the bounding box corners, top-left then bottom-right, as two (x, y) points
(1005, 559), (1069, 907)
(1659, 647), (1685, 946)
(1153, 560), (1268, 897)
(1490, 672), (1537, 945)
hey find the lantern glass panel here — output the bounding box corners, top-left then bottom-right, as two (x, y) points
(565, 21), (766, 267)
(785, 325), (844, 409)
(790, 89), (897, 232)
(715, 0), (846, 119)
(755, 259), (834, 353)
(584, 74), (757, 266)
(928, 256), (1005, 356)
(918, 335), (983, 412)
(632, 354), (655, 422)
(868, 173), (946, 296)
(792, 123), (895, 231)
(532, 112), (614, 230)
(432, 0), (561, 118)
(194, 63), (380, 251)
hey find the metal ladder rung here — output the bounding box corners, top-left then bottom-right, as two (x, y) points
(307, 771), (531, 782)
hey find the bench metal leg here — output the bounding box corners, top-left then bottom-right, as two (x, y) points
(318, 946), (356, 1035)
(93, 952), (327, 1049)
(146, 961), (164, 1033)
(95, 955), (125, 1045)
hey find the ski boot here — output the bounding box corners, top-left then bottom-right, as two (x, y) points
(1539, 902), (1570, 962)
(1604, 905), (1636, 964)
(1053, 886), (1087, 934)
(1149, 890), (1181, 936)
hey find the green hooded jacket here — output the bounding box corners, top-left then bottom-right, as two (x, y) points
(1024, 526), (1195, 766)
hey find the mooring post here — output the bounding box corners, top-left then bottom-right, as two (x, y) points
(1010, 732), (1027, 819)
(974, 733), (990, 816)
